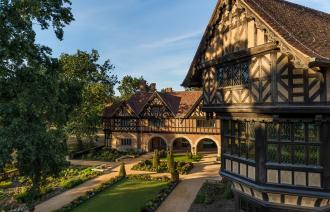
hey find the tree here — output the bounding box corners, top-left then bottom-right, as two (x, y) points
(0, 0), (74, 209)
(152, 150), (159, 169)
(167, 150), (173, 171)
(59, 50), (117, 149)
(168, 153), (179, 182)
(118, 162), (126, 177)
(118, 76), (149, 100)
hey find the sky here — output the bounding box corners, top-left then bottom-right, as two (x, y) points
(35, 0), (330, 94)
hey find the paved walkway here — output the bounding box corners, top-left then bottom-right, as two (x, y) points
(157, 154), (221, 212)
(34, 154), (153, 212)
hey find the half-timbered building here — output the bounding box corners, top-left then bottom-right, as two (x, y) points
(183, 0), (330, 211)
(103, 87), (221, 156)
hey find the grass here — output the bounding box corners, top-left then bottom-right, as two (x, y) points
(160, 153), (202, 163)
(72, 178), (169, 212)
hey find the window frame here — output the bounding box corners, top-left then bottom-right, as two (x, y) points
(266, 121), (321, 167)
(120, 138), (132, 146)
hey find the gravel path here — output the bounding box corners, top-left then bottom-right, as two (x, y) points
(157, 154), (221, 212)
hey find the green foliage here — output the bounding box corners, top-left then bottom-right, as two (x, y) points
(60, 50), (118, 148)
(57, 176), (124, 212)
(118, 163), (126, 177)
(223, 182), (233, 199)
(80, 148), (140, 162)
(0, 0), (75, 209)
(194, 182), (227, 204)
(0, 181), (13, 189)
(118, 76), (150, 100)
(167, 151), (174, 172)
(153, 150), (160, 169)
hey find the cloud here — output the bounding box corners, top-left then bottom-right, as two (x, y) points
(139, 30), (203, 49)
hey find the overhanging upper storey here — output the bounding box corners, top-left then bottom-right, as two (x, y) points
(182, 0), (330, 114)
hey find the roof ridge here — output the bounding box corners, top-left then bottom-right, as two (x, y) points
(246, 0), (330, 60)
(277, 0), (330, 17)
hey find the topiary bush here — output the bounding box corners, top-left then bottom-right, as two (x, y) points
(152, 150), (159, 169)
(118, 162), (126, 177)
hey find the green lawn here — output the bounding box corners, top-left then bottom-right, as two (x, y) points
(72, 178), (168, 212)
(160, 153), (202, 163)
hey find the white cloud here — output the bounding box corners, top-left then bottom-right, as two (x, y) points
(139, 31), (203, 49)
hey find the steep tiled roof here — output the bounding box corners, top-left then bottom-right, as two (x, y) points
(103, 102), (122, 118)
(244, 0), (330, 60)
(182, 0), (330, 87)
(103, 91), (202, 118)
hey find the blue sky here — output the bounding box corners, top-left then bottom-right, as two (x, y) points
(36, 0), (330, 94)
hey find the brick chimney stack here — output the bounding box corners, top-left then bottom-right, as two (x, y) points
(150, 83), (156, 92)
(164, 87), (173, 93)
(139, 80), (147, 92)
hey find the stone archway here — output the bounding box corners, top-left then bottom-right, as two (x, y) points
(196, 138), (218, 154)
(148, 137), (167, 152)
(172, 138), (192, 153)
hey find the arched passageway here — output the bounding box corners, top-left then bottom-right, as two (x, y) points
(196, 138), (218, 154)
(172, 138), (191, 152)
(149, 137), (167, 152)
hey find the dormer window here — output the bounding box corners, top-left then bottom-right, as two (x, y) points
(217, 62), (250, 88)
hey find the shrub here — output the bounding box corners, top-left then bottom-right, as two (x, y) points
(141, 181), (179, 211)
(60, 178), (84, 189)
(223, 181), (233, 199)
(14, 187), (30, 203)
(153, 150), (159, 169)
(167, 151), (173, 170)
(119, 162), (126, 177)
(0, 181), (13, 189)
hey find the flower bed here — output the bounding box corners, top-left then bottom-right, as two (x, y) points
(77, 148), (142, 162)
(0, 167), (100, 211)
(132, 159), (194, 175)
(56, 176), (124, 212)
(141, 179), (179, 212)
(57, 174), (173, 212)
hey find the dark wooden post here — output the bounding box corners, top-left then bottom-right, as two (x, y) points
(255, 121), (267, 184)
(321, 121), (330, 189)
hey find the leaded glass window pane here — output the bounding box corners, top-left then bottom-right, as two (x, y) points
(308, 123), (320, 143)
(223, 67), (231, 87)
(248, 140), (255, 160)
(217, 68), (224, 87)
(280, 123), (291, 141)
(267, 144), (278, 163)
(240, 139), (248, 158)
(294, 122), (305, 142)
(232, 64), (241, 86)
(267, 123), (277, 140)
(281, 145), (291, 164)
(238, 121), (246, 138)
(224, 137), (231, 154)
(248, 122), (256, 139)
(293, 145), (306, 164)
(232, 138), (239, 156)
(309, 146), (320, 166)
(241, 63), (249, 85)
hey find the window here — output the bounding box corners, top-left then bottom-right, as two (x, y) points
(222, 120), (256, 161)
(266, 122), (320, 166)
(149, 119), (165, 128)
(196, 119), (216, 128)
(217, 62), (250, 87)
(121, 138), (132, 146)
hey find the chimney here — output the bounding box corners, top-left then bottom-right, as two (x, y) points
(164, 87), (173, 93)
(139, 80), (147, 92)
(150, 83), (156, 92)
